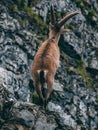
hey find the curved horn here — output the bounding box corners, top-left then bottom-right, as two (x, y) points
(50, 4), (56, 25)
(58, 11), (80, 27)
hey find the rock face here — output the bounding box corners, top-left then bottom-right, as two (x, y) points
(0, 0), (98, 130)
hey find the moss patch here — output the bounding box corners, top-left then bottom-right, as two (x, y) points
(16, 0), (26, 9)
(11, 1), (48, 39)
(66, 23), (74, 30)
(75, 60), (93, 88)
(32, 93), (40, 105)
(72, 0), (98, 27)
(24, 6), (48, 39)
(96, 93), (98, 102)
(12, 4), (18, 12)
(24, 6), (47, 28)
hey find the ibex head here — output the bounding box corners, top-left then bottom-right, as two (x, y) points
(32, 5), (80, 108)
(49, 5), (80, 40)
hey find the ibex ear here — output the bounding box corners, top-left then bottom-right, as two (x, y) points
(61, 29), (71, 34)
(50, 4), (56, 25)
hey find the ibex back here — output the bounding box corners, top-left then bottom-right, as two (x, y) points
(32, 5), (80, 107)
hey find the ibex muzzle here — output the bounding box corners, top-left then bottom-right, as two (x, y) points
(32, 5), (80, 107)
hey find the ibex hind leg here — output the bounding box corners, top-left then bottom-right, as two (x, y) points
(45, 76), (54, 108)
(40, 82), (48, 109)
(34, 81), (45, 105)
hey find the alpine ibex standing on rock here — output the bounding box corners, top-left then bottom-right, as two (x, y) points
(32, 5), (80, 107)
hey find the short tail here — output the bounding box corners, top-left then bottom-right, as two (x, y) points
(38, 70), (48, 84)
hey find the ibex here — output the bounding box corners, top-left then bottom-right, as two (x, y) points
(32, 5), (80, 107)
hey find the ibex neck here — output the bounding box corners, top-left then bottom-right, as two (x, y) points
(49, 32), (60, 44)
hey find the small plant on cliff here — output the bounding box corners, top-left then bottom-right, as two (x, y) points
(23, 6), (48, 38)
(12, 1), (48, 37)
(16, 0), (26, 9)
(24, 6), (47, 28)
(96, 93), (98, 102)
(75, 60), (93, 88)
(12, 5), (18, 12)
(72, 0), (97, 27)
(32, 93), (40, 105)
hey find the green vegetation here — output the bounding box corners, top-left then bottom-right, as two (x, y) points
(73, 0), (85, 8)
(16, 0), (40, 7)
(11, 0), (48, 39)
(89, 8), (97, 17)
(76, 66), (87, 79)
(12, 5), (18, 12)
(75, 60), (93, 88)
(24, 6), (47, 29)
(95, 83), (98, 88)
(66, 23), (74, 30)
(16, 0), (26, 9)
(96, 93), (98, 102)
(72, 0), (98, 27)
(76, 67), (93, 88)
(95, 51), (98, 58)
(75, 59), (84, 67)
(19, 19), (28, 27)
(32, 93), (40, 105)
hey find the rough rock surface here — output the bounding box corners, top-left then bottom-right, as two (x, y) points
(0, 0), (98, 130)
